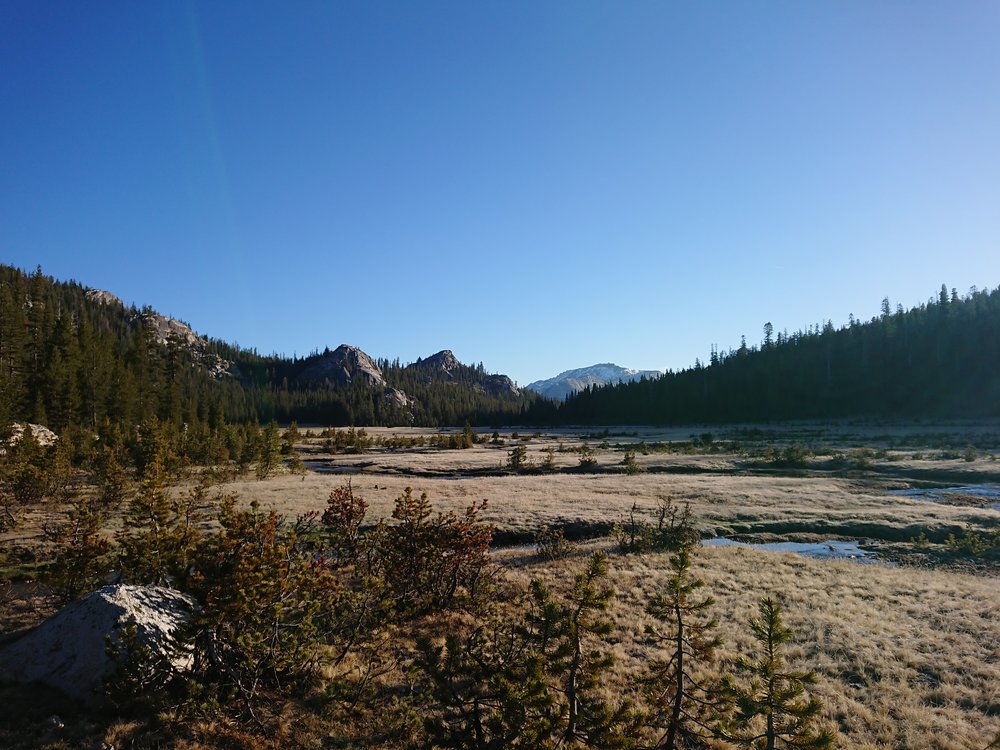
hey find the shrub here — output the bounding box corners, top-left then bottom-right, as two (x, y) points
(507, 444), (528, 471)
(381, 488), (495, 617)
(613, 497), (698, 555)
(45, 493), (112, 602)
(535, 525), (572, 561)
(578, 445), (597, 469)
(621, 449), (642, 475)
(117, 456), (203, 587)
(185, 497), (339, 709)
(613, 502), (655, 553)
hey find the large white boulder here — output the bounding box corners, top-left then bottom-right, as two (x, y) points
(0, 585), (196, 704)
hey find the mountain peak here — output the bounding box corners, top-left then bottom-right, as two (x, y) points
(297, 344), (385, 387)
(419, 349), (462, 373)
(526, 363), (661, 401)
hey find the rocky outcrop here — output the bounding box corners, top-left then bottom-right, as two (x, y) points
(85, 289), (235, 380)
(138, 309), (236, 380)
(88, 288), (198, 347)
(0, 585), (196, 705)
(481, 374), (520, 398)
(417, 349), (462, 377)
(297, 344), (385, 387)
(85, 289), (123, 307)
(4, 423), (58, 449)
(382, 387), (411, 409)
(405, 349), (521, 398)
(141, 311), (200, 348)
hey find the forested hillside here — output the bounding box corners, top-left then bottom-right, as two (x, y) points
(530, 285), (1000, 425)
(0, 265), (253, 430)
(0, 265), (533, 439)
(4, 265), (996, 438)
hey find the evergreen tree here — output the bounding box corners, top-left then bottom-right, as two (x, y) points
(416, 622), (556, 749)
(643, 543), (726, 748)
(621, 449), (641, 475)
(525, 552), (639, 748)
(507, 444), (528, 471)
(255, 420), (282, 479)
(45, 492), (112, 602)
(1, 426), (49, 529)
(118, 455), (202, 586)
(185, 496), (339, 708)
(724, 597), (835, 749)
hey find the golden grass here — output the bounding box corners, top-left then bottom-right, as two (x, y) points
(222, 454), (998, 542)
(495, 539), (1000, 749)
(3, 422), (1000, 748)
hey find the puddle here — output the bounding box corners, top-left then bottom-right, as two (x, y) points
(494, 538), (882, 564)
(888, 484), (1000, 510)
(703, 538), (880, 563)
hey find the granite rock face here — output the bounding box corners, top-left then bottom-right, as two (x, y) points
(382, 386), (411, 409)
(4, 423), (59, 450)
(0, 585), (196, 704)
(406, 350), (520, 397)
(298, 344), (386, 387)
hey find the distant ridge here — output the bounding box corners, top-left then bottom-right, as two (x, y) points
(526, 363), (661, 401)
(0, 263), (535, 429)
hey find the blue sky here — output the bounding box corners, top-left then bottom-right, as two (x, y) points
(2, 2), (998, 385)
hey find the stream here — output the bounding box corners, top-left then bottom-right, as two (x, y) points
(702, 537), (881, 563)
(888, 483), (1000, 511)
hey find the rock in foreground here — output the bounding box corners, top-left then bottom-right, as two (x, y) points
(0, 585), (195, 705)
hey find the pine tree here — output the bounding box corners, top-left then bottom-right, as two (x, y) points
(416, 622), (556, 749)
(94, 446), (128, 509)
(255, 420), (282, 479)
(643, 543), (726, 748)
(46, 492), (112, 602)
(118, 454), (202, 586)
(187, 496), (339, 707)
(724, 597), (835, 749)
(1, 425), (49, 529)
(621, 449), (641, 475)
(529, 552), (639, 748)
(541, 446), (556, 471)
(507, 444), (528, 471)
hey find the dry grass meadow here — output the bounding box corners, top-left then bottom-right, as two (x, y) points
(3, 421), (999, 748)
(234, 422), (1000, 749)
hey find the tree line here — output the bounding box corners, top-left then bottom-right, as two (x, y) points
(528, 284), (1000, 425)
(0, 264), (534, 447)
(6, 264), (997, 439)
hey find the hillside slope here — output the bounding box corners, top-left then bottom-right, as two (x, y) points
(0, 264), (534, 431)
(528, 285), (1000, 425)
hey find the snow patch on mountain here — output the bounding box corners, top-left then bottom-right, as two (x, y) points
(526, 363), (661, 401)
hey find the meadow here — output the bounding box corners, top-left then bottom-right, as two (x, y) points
(237, 423), (1000, 748)
(2, 421), (999, 748)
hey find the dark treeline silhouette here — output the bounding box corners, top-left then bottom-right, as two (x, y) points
(0, 264), (253, 432)
(0, 265), (533, 437)
(6, 264), (994, 437)
(528, 284), (1000, 425)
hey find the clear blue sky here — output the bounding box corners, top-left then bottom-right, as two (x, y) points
(2, 2), (998, 385)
